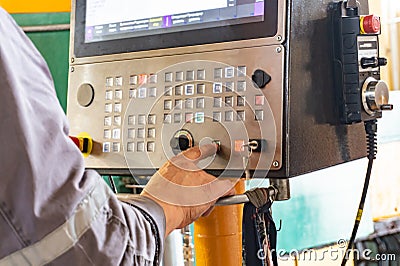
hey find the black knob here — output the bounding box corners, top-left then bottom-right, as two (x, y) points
(361, 57), (388, 69)
(252, 69), (271, 89)
(170, 129), (194, 155)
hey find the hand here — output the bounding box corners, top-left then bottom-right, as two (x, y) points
(141, 144), (235, 237)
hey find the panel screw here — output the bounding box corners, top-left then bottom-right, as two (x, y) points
(71, 57), (75, 63)
(71, 67), (75, 72)
(276, 47), (282, 53)
(272, 161), (279, 168)
(276, 35), (282, 41)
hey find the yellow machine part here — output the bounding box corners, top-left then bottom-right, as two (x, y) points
(0, 0), (71, 13)
(194, 179), (245, 266)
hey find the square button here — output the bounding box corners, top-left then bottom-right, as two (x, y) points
(138, 87), (147, 98)
(237, 96), (246, 107)
(128, 115), (136, 125)
(139, 74), (148, 84)
(112, 142), (120, 153)
(195, 112), (205, 123)
(106, 77), (113, 87)
(147, 142), (155, 152)
(164, 86), (173, 96)
(148, 114), (156, 125)
(115, 90), (123, 100)
(185, 112), (194, 123)
(255, 110), (264, 121)
(174, 113), (182, 123)
(225, 96), (233, 107)
(197, 69), (206, 80)
(225, 82), (234, 92)
(128, 128), (135, 139)
(115, 76), (123, 86)
(213, 82), (223, 94)
(105, 90), (113, 100)
(164, 114), (172, 124)
(214, 68), (223, 79)
(114, 115), (121, 126)
(149, 74), (157, 84)
(104, 129), (111, 139)
(175, 86), (183, 96)
(196, 98), (205, 109)
(165, 72), (173, 82)
(225, 111), (234, 122)
(164, 100), (173, 110)
(129, 75), (138, 85)
(185, 84), (195, 95)
(238, 66), (247, 77)
(185, 98), (194, 109)
(148, 128), (156, 138)
(213, 111), (222, 122)
(114, 103), (122, 113)
(234, 140), (245, 152)
(175, 99), (183, 110)
(225, 66), (235, 78)
(197, 84), (205, 94)
(148, 87), (157, 97)
(137, 128), (145, 138)
(138, 114), (146, 125)
(137, 141), (145, 152)
(255, 95), (265, 106)
(237, 81), (246, 92)
(129, 88), (137, 98)
(112, 128), (121, 139)
(105, 103), (112, 113)
(213, 97), (222, 108)
(127, 142), (135, 152)
(104, 116), (112, 126)
(186, 70), (194, 81)
(103, 142), (111, 153)
(176, 71), (184, 82)
(237, 110), (245, 121)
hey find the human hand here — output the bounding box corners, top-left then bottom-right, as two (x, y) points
(141, 144), (235, 237)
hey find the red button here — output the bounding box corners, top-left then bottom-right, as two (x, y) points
(361, 15), (380, 34)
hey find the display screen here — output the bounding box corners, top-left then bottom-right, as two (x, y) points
(85, 0), (265, 43)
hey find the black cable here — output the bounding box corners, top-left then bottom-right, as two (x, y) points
(341, 119), (377, 266)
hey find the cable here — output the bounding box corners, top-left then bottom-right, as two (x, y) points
(341, 119), (377, 266)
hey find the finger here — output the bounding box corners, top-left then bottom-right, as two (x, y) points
(180, 144), (217, 162)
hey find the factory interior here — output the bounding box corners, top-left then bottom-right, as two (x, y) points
(0, 0), (399, 265)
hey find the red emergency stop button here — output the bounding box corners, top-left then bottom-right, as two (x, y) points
(360, 15), (380, 34)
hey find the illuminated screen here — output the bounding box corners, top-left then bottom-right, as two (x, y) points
(85, 0), (265, 43)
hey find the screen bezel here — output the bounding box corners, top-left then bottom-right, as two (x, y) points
(73, 0), (279, 58)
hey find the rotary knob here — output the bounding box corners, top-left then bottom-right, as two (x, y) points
(170, 129), (194, 155)
(361, 77), (393, 115)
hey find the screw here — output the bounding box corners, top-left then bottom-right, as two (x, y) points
(71, 57), (75, 63)
(276, 47), (282, 53)
(272, 161), (279, 168)
(276, 35), (282, 41)
(71, 67), (74, 72)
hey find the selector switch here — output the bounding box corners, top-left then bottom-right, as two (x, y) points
(360, 57), (387, 69)
(170, 129), (194, 155)
(252, 69), (271, 89)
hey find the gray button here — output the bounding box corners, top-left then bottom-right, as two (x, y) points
(186, 70), (195, 81)
(137, 141), (145, 152)
(129, 75), (138, 85)
(174, 113), (182, 123)
(214, 68), (223, 79)
(106, 77), (113, 87)
(225, 82), (234, 92)
(138, 87), (147, 98)
(137, 128), (145, 138)
(225, 111), (234, 122)
(237, 81), (246, 92)
(138, 114), (146, 125)
(225, 96), (233, 107)
(115, 90), (123, 100)
(237, 110), (245, 121)
(114, 115), (121, 126)
(164, 100), (173, 110)
(213, 112), (222, 122)
(213, 97), (222, 108)
(164, 86), (173, 96)
(197, 84), (205, 94)
(104, 129), (111, 139)
(105, 90), (113, 100)
(237, 96), (246, 107)
(185, 98), (194, 109)
(149, 74), (157, 84)
(129, 88), (137, 98)
(112, 128), (121, 139)
(148, 114), (156, 125)
(176, 71), (184, 82)
(112, 142), (121, 152)
(164, 114), (172, 124)
(127, 142), (135, 152)
(105, 103), (112, 113)
(255, 110), (264, 121)
(114, 103), (122, 113)
(104, 116), (112, 126)
(196, 98), (205, 109)
(115, 77), (123, 86)
(128, 128), (135, 139)
(148, 128), (156, 138)
(175, 99), (183, 110)
(165, 72), (173, 82)
(197, 69), (206, 80)
(175, 86), (183, 96)
(238, 66), (247, 77)
(128, 115), (136, 125)
(147, 142), (155, 152)
(148, 87), (157, 97)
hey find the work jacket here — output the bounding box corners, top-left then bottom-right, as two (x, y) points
(0, 8), (165, 265)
